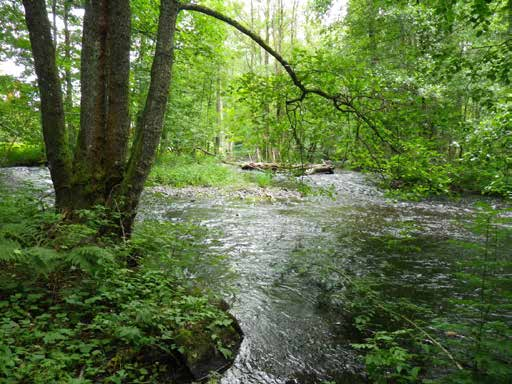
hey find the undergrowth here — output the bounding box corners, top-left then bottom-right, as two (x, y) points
(147, 153), (239, 188)
(147, 153), (335, 197)
(0, 143), (45, 167)
(0, 190), (241, 383)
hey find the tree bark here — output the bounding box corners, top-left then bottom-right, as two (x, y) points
(104, 0), (131, 194)
(74, 0), (106, 205)
(74, 0), (131, 207)
(22, 0), (72, 209)
(121, 0), (179, 233)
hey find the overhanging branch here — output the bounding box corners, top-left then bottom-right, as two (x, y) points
(179, 2), (399, 153)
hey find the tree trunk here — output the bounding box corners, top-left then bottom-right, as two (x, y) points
(22, 0), (73, 209)
(121, 0), (179, 234)
(24, 0), (178, 236)
(74, 0), (131, 208)
(215, 76), (224, 154)
(63, 0), (75, 147)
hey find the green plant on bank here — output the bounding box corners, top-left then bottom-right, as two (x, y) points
(343, 203), (512, 383)
(242, 170), (274, 188)
(147, 153), (239, 188)
(0, 190), (240, 383)
(147, 153), (337, 198)
(0, 142), (46, 167)
(286, 202), (511, 383)
(295, 181), (336, 199)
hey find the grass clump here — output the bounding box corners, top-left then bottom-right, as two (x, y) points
(241, 171), (274, 188)
(0, 191), (241, 383)
(148, 153), (239, 187)
(0, 142), (46, 166)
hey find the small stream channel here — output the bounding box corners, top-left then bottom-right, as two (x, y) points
(1, 166), (510, 383)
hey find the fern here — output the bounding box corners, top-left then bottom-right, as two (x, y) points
(0, 237), (23, 263)
(23, 247), (62, 277)
(66, 246), (115, 275)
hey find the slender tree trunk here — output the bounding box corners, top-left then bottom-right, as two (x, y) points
(290, 0), (298, 49)
(63, 0), (74, 146)
(367, 0), (378, 64)
(22, 0), (73, 209)
(250, 0), (255, 70)
(215, 76), (224, 154)
(121, 0), (179, 234)
(51, 0), (57, 46)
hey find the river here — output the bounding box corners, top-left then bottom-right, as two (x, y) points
(1, 166), (510, 383)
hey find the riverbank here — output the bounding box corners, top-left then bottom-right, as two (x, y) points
(0, 178), (243, 383)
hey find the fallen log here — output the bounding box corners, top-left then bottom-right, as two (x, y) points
(240, 162), (280, 171)
(240, 161), (334, 174)
(304, 163), (335, 175)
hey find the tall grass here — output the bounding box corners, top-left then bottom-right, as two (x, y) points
(0, 142), (45, 166)
(148, 153), (239, 187)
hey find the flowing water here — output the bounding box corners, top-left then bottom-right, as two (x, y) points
(1, 166), (510, 383)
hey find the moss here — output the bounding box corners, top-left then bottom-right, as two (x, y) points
(175, 319), (243, 380)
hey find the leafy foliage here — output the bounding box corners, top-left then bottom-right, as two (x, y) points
(0, 190), (241, 383)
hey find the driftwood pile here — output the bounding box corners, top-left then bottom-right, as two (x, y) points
(240, 161), (334, 175)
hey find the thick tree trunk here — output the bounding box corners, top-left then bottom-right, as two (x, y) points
(121, 0), (179, 234)
(74, 0), (131, 208)
(22, 0), (73, 209)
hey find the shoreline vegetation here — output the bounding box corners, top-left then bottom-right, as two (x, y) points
(0, 182), (243, 383)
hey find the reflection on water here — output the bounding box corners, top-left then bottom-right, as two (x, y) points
(1, 167), (509, 383)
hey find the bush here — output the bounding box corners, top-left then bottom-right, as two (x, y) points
(381, 140), (453, 199)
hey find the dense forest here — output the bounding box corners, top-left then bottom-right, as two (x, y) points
(0, 0), (511, 383)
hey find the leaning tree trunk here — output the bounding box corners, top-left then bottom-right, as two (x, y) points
(120, 0), (179, 234)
